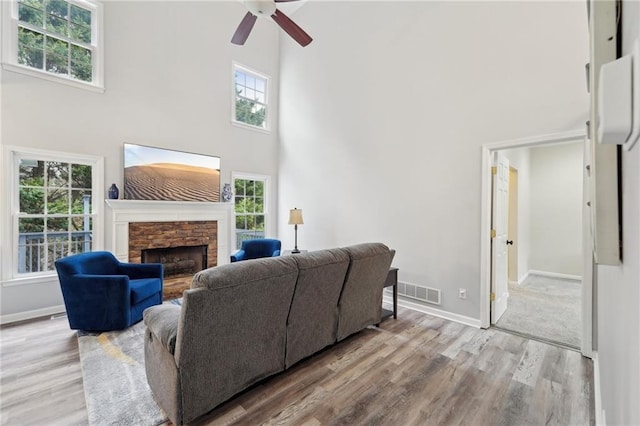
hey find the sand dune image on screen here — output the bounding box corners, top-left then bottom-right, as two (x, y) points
(124, 163), (220, 202)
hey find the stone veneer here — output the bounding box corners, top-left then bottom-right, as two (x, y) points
(128, 221), (218, 268)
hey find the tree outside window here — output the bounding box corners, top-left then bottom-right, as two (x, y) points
(233, 65), (268, 129)
(15, 0), (96, 83)
(234, 178), (266, 249)
(17, 158), (94, 273)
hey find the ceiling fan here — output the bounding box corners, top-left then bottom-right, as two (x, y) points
(231, 0), (313, 47)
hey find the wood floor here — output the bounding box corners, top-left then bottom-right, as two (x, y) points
(0, 307), (594, 426)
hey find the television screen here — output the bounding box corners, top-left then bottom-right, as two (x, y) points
(123, 143), (220, 202)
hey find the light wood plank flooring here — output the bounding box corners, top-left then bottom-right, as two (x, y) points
(1, 307), (594, 425)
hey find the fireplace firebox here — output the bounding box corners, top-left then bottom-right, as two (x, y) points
(142, 245), (207, 278)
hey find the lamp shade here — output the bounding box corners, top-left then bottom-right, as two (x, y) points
(288, 208), (304, 225)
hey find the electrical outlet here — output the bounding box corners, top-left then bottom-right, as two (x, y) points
(458, 288), (467, 299)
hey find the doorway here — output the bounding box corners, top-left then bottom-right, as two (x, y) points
(480, 130), (593, 357)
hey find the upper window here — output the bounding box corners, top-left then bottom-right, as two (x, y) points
(233, 64), (269, 131)
(6, 146), (103, 277)
(2, 0), (103, 90)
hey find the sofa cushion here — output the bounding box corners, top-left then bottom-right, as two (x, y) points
(285, 248), (350, 368)
(130, 278), (162, 305)
(191, 256), (298, 290)
(337, 243), (395, 341)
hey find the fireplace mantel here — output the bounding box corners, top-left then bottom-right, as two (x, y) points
(105, 199), (233, 266)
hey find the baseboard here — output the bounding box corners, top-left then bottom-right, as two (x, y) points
(517, 271), (530, 285)
(528, 270), (582, 281)
(592, 351), (605, 425)
(0, 304), (66, 325)
(383, 294), (481, 328)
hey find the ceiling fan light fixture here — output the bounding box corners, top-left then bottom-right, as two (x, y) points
(245, 0), (276, 17)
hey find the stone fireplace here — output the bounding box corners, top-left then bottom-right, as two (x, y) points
(128, 220), (218, 271)
(104, 199), (233, 267)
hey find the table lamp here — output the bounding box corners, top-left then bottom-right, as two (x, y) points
(288, 208), (304, 254)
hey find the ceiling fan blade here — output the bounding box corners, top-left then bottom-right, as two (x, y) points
(271, 9), (312, 47)
(231, 12), (258, 45)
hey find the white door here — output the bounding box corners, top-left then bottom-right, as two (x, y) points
(491, 152), (510, 324)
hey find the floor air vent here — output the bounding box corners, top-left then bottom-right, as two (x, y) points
(395, 281), (441, 305)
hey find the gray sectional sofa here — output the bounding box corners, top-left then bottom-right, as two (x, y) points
(143, 242), (395, 425)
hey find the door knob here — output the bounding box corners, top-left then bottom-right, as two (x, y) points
(506, 240), (514, 245)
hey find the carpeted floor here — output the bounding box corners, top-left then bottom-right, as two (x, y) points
(495, 274), (581, 349)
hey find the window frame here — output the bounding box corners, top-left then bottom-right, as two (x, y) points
(1, 0), (105, 92)
(231, 172), (271, 250)
(231, 62), (270, 132)
(2, 145), (104, 283)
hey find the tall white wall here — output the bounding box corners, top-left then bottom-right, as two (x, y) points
(0, 1), (281, 320)
(529, 142), (583, 276)
(595, 1), (640, 423)
(278, 1), (589, 319)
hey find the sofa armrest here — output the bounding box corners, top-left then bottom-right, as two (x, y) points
(119, 262), (163, 280)
(143, 304), (181, 355)
(230, 249), (246, 262)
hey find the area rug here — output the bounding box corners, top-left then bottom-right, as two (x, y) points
(78, 300), (181, 426)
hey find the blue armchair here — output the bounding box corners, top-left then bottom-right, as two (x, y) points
(230, 239), (282, 262)
(55, 251), (163, 331)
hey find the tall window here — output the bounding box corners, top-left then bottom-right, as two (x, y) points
(233, 64), (269, 130)
(8, 147), (103, 276)
(233, 176), (268, 249)
(2, 0), (103, 89)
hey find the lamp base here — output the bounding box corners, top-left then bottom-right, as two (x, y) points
(291, 248), (301, 254)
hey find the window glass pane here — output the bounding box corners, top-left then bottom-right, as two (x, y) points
(70, 22), (91, 43)
(19, 217), (44, 233)
(71, 190), (91, 214)
(255, 91), (265, 104)
(245, 181), (254, 197)
(245, 88), (256, 100)
(255, 181), (264, 196)
(70, 4), (90, 26)
(20, 188), (45, 213)
(235, 215), (246, 230)
(46, 0), (69, 19)
(18, 45), (44, 69)
(47, 188), (69, 213)
(46, 13), (68, 36)
(255, 78), (265, 93)
(245, 197), (256, 213)
(19, 1), (44, 26)
(19, 159), (45, 186)
(255, 197), (264, 214)
(256, 215), (264, 231)
(46, 161), (69, 187)
(47, 233), (70, 269)
(235, 71), (245, 85)
(246, 215), (256, 229)
(18, 27), (45, 68)
(45, 37), (69, 75)
(234, 179), (245, 196)
(245, 75), (255, 90)
(234, 196), (245, 214)
(47, 216), (68, 232)
(71, 163), (92, 188)
(70, 44), (91, 81)
(71, 218), (92, 253)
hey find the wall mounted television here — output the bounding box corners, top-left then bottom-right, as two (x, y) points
(123, 143), (220, 202)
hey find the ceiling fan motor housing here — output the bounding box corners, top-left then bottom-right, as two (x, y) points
(245, 0), (276, 17)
